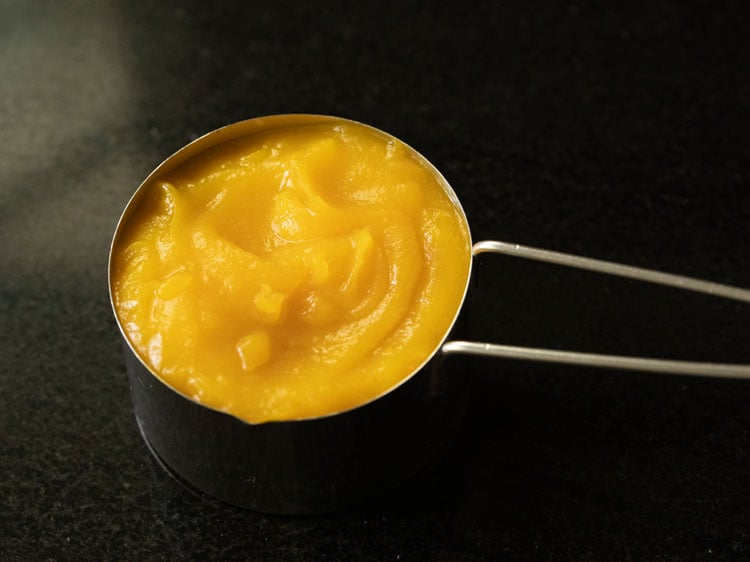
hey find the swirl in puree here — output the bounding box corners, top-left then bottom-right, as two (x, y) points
(112, 118), (471, 422)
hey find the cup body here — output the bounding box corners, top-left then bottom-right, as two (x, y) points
(109, 115), (473, 513)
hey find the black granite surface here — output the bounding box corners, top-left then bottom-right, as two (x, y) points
(1, 1), (749, 560)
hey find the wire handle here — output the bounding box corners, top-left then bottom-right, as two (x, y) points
(442, 240), (750, 380)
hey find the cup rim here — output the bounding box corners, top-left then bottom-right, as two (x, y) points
(108, 113), (474, 425)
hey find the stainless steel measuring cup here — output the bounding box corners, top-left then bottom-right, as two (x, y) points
(109, 114), (750, 514)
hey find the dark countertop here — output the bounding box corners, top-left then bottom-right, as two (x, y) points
(2, 1), (748, 559)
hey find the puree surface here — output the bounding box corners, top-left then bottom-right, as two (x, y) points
(112, 118), (471, 422)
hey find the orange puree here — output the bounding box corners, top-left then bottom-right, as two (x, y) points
(112, 118), (471, 422)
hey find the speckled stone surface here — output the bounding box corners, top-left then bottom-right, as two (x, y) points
(1, 1), (748, 560)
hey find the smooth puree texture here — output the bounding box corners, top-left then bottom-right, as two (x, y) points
(112, 118), (471, 423)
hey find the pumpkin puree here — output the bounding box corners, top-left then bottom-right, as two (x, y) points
(112, 118), (470, 422)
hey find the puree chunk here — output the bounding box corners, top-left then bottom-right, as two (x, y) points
(112, 119), (471, 422)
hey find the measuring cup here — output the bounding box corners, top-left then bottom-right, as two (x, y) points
(109, 114), (750, 513)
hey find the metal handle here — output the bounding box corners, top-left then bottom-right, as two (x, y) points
(442, 240), (750, 380)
